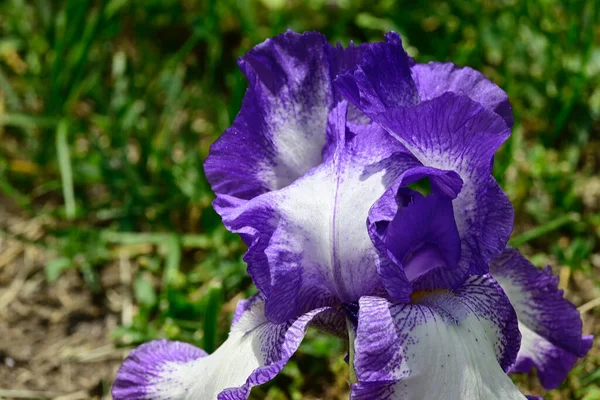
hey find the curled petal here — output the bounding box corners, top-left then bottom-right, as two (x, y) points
(369, 93), (513, 275)
(410, 61), (513, 127)
(490, 248), (593, 389)
(351, 275), (525, 400)
(336, 32), (515, 275)
(205, 30), (371, 202)
(112, 298), (339, 400)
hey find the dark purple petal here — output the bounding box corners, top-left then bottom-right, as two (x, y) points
(335, 31), (419, 116)
(411, 61), (513, 127)
(385, 192), (460, 270)
(220, 102), (418, 322)
(335, 31), (512, 126)
(350, 275), (524, 399)
(490, 248), (594, 389)
(370, 93), (514, 275)
(113, 298), (340, 400)
(383, 192), (462, 289)
(336, 32), (515, 275)
(367, 170), (463, 300)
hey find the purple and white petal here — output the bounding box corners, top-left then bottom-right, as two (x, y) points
(205, 30), (372, 202)
(410, 61), (513, 127)
(335, 31), (419, 116)
(204, 31), (335, 200)
(112, 340), (208, 400)
(220, 102), (420, 322)
(369, 93), (513, 275)
(490, 248), (593, 389)
(231, 293), (263, 327)
(336, 32), (515, 275)
(351, 275), (525, 400)
(112, 298), (339, 400)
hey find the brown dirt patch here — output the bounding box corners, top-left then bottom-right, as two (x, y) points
(0, 210), (126, 400)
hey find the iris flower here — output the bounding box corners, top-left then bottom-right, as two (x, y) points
(112, 31), (591, 400)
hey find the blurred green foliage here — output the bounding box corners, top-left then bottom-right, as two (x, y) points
(0, 0), (598, 398)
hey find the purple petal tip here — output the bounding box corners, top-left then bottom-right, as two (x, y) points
(112, 339), (207, 400)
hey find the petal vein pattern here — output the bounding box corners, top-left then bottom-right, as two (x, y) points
(336, 34), (515, 275)
(351, 275), (525, 400)
(368, 93), (513, 275)
(410, 61), (513, 127)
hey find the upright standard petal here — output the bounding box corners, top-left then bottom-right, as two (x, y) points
(490, 248), (593, 389)
(335, 31), (513, 126)
(205, 31), (334, 200)
(410, 62), (513, 127)
(351, 275), (525, 400)
(205, 30), (369, 201)
(336, 32), (515, 275)
(112, 298), (338, 400)
(367, 93), (513, 275)
(220, 102), (418, 322)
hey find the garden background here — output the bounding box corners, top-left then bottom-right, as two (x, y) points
(0, 0), (599, 399)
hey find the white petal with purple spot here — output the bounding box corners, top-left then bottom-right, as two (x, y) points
(112, 298), (338, 400)
(351, 275), (525, 400)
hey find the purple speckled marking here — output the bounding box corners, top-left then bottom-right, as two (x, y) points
(112, 297), (344, 400)
(350, 275), (526, 399)
(216, 304), (341, 400)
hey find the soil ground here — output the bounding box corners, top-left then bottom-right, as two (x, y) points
(0, 204), (125, 399)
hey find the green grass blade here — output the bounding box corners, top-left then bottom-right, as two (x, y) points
(0, 114), (59, 128)
(203, 282), (223, 353)
(0, 68), (22, 111)
(64, 0), (107, 108)
(100, 231), (212, 249)
(509, 213), (580, 247)
(55, 119), (76, 219)
(162, 234), (181, 288)
(0, 169), (31, 210)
